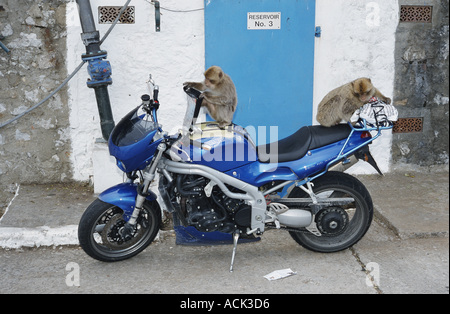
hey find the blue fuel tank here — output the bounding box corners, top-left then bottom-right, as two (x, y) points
(182, 122), (258, 172)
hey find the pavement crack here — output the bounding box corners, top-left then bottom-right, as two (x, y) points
(350, 246), (384, 294)
(0, 183), (20, 224)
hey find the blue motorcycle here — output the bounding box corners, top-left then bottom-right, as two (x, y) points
(78, 75), (395, 271)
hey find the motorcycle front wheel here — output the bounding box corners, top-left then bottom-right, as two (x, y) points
(78, 199), (161, 262)
(288, 171), (373, 253)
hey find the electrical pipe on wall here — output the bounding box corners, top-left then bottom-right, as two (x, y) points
(76, 0), (115, 141)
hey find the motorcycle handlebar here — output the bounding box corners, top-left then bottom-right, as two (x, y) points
(153, 86), (159, 102)
(183, 85), (202, 99)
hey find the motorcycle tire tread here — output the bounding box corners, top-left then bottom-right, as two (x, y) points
(78, 198), (162, 262)
(288, 171), (373, 253)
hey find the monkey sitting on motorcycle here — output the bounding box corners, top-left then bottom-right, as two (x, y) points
(316, 77), (391, 127)
(184, 66), (238, 128)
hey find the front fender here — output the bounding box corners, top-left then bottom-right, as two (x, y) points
(98, 182), (157, 221)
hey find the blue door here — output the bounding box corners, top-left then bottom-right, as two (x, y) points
(205, 0), (316, 143)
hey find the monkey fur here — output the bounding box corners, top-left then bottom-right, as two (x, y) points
(316, 78), (391, 127)
(184, 66), (237, 128)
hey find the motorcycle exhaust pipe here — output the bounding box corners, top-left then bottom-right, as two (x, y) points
(277, 209), (313, 228)
(329, 155), (359, 172)
(329, 148), (383, 175)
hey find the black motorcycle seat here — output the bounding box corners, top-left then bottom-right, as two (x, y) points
(257, 124), (352, 163)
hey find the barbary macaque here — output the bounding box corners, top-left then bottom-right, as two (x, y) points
(184, 66), (237, 128)
(316, 77), (391, 127)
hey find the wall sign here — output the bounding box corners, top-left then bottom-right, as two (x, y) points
(247, 12), (281, 30)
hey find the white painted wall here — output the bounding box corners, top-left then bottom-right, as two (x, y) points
(66, 0), (205, 187)
(313, 0), (399, 174)
(66, 0), (399, 188)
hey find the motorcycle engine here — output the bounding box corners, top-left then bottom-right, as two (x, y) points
(176, 175), (251, 233)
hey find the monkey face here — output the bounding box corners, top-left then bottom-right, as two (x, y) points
(354, 91), (373, 103)
(204, 66), (224, 89)
(352, 78), (374, 103)
(204, 78), (214, 88)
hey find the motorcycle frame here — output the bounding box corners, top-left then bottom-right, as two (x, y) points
(161, 158), (267, 233)
(293, 120), (393, 189)
(100, 111), (393, 235)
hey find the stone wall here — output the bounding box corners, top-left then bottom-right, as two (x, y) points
(0, 0), (71, 210)
(393, 0), (449, 166)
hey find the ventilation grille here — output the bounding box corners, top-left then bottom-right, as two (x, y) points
(400, 5), (432, 23)
(98, 6), (135, 24)
(393, 118), (423, 133)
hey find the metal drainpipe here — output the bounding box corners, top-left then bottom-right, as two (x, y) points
(76, 0), (115, 141)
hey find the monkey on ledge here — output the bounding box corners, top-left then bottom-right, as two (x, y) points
(184, 66), (237, 128)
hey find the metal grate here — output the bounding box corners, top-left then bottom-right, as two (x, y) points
(393, 118), (423, 133)
(98, 6), (135, 24)
(400, 5), (432, 23)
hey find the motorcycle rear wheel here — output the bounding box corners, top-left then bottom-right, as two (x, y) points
(78, 199), (161, 262)
(288, 171), (373, 253)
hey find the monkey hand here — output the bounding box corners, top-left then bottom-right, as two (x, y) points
(183, 81), (199, 88)
(183, 81), (206, 92)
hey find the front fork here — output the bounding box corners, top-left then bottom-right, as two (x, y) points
(122, 142), (166, 239)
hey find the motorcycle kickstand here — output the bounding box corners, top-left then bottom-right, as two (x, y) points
(229, 231), (240, 273)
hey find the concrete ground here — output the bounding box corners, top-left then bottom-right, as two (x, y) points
(0, 167), (448, 294)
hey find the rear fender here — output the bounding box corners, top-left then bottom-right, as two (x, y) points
(98, 182), (157, 221)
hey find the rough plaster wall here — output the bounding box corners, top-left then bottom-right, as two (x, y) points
(0, 0), (71, 210)
(313, 0), (399, 174)
(66, 0), (205, 182)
